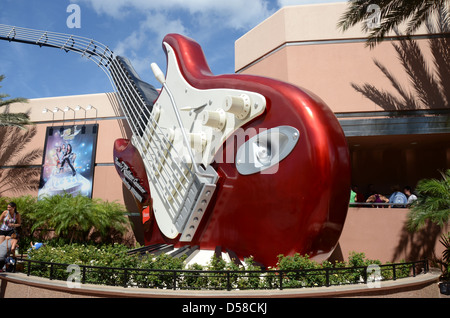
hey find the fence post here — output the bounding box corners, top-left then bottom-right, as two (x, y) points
(49, 263), (54, 280)
(82, 266), (86, 284)
(279, 271), (283, 290)
(326, 268), (330, 287)
(226, 271), (231, 291)
(123, 269), (128, 288)
(392, 264), (396, 281)
(27, 260), (31, 276)
(173, 271), (177, 290)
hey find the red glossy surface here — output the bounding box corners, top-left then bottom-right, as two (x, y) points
(143, 34), (351, 266)
(113, 138), (152, 208)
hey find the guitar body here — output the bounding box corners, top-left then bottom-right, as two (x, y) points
(135, 34), (351, 267)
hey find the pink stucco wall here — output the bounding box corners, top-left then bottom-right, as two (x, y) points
(335, 207), (449, 264)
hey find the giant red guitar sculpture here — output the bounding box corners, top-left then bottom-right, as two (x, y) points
(1, 25), (351, 267)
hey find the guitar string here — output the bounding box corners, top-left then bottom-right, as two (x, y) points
(108, 59), (190, 214)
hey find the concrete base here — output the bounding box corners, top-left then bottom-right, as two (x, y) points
(0, 270), (446, 298)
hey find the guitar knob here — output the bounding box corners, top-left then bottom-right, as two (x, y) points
(189, 132), (206, 151)
(224, 94), (250, 119)
(201, 109), (226, 130)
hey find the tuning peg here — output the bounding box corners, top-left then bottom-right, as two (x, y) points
(151, 62), (165, 84)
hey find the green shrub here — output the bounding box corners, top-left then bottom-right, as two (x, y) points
(1, 194), (130, 247)
(24, 243), (422, 289)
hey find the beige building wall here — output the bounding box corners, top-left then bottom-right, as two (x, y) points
(1, 92), (134, 205)
(235, 2), (437, 113)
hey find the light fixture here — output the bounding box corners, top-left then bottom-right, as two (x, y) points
(63, 106), (75, 124)
(74, 105), (87, 132)
(52, 107), (65, 130)
(86, 104), (98, 117)
(86, 105), (98, 129)
(42, 107), (55, 133)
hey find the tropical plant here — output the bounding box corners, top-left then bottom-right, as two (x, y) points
(0, 74), (32, 128)
(407, 169), (450, 231)
(29, 193), (130, 243)
(337, 0), (449, 47)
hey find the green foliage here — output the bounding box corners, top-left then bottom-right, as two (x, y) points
(0, 74), (31, 128)
(24, 246), (419, 289)
(32, 194), (129, 243)
(407, 169), (450, 231)
(0, 194), (130, 247)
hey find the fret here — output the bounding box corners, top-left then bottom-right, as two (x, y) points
(110, 57), (197, 224)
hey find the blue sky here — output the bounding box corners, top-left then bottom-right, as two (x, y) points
(0, 0), (342, 100)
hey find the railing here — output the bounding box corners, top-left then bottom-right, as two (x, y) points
(349, 202), (413, 208)
(16, 258), (429, 291)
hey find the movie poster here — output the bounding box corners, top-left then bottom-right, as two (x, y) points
(38, 124), (98, 199)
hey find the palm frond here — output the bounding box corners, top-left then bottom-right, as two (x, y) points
(407, 169), (450, 231)
(351, 82), (405, 111)
(392, 38), (446, 108)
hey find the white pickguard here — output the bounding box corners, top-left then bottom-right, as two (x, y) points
(136, 42), (266, 240)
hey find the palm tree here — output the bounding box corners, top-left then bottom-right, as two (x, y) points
(407, 169), (450, 231)
(31, 194), (130, 244)
(337, 0), (449, 47)
(0, 74), (32, 128)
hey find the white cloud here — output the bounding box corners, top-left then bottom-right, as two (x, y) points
(277, 0), (343, 7)
(74, 0), (274, 31)
(112, 12), (187, 75)
(72, 0), (276, 77)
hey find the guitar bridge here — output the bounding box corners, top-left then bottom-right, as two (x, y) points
(175, 165), (218, 242)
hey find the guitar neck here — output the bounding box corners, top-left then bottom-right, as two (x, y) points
(109, 56), (217, 241)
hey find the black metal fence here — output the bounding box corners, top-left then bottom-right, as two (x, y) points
(17, 258), (429, 291)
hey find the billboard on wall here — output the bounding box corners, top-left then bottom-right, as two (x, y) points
(38, 124), (98, 199)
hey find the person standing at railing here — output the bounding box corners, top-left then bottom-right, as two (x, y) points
(403, 186), (418, 206)
(350, 185), (365, 207)
(366, 193), (389, 208)
(388, 185), (408, 208)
